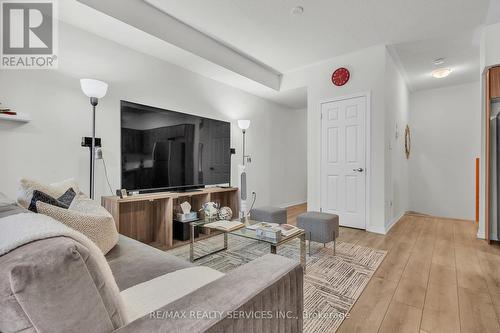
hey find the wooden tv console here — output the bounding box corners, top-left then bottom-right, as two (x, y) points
(101, 187), (239, 250)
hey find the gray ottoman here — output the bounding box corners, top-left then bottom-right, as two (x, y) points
(297, 212), (339, 254)
(250, 206), (287, 224)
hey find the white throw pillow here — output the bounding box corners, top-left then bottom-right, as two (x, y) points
(50, 178), (82, 195)
(17, 178), (83, 209)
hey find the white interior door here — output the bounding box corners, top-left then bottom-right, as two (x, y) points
(321, 96), (367, 229)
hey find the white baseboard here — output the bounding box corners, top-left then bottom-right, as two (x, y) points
(366, 211), (406, 235)
(385, 211), (405, 233)
(366, 225), (386, 235)
(476, 230), (485, 239)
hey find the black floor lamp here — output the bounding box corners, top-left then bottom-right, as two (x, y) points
(80, 78), (108, 199)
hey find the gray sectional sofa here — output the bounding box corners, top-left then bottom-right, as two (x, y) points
(0, 201), (304, 333)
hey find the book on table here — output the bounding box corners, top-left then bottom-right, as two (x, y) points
(279, 224), (302, 237)
(246, 222), (279, 230)
(251, 222), (302, 240)
(203, 220), (244, 231)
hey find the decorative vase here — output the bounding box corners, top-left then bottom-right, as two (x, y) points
(218, 207), (233, 221)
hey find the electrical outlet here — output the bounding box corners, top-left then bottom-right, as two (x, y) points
(95, 147), (103, 160)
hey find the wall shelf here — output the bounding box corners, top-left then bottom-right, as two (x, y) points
(0, 113), (31, 123)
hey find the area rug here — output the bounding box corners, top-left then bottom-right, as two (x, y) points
(168, 234), (386, 333)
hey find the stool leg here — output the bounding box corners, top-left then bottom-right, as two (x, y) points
(333, 231), (336, 255)
(308, 231), (311, 256)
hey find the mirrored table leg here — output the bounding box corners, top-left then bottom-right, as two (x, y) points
(300, 233), (306, 272)
(189, 222), (195, 262)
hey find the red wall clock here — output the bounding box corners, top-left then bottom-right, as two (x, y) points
(332, 67), (350, 86)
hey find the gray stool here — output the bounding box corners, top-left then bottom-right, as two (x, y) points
(297, 212), (339, 255)
(250, 206), (287, 224)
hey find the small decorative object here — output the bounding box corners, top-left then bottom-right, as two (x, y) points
(201, 202), (219, 221)
(404, 125), (411, 159)
(176, 201), (197, 222)
(331, 67), (350, 86)
(180, 201), (191, 214)
(218, 206), (233, 221)
(116, 189), (128, 198)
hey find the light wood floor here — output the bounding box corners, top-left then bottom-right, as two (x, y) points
(286, 205), (500, 333)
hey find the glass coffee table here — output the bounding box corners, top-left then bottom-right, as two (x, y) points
(189, 219), (306, 270)
(189, 220), (229, 262)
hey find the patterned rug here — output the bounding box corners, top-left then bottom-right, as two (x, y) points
(168, 234), (386, 332)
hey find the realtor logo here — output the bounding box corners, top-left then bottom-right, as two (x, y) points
(1, 0), (58, 69)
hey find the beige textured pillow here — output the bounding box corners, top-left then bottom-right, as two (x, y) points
(17, 178), (83, 209)
(36, 200), (119, 254)
(50, 178), (82, 195)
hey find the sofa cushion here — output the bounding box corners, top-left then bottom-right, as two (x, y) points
(121, 266), (224, 322)
(57, 187), (77, 206)
(28, 188), (75, 213)
(36, 198), (118, 254)
(0, 213), (127, 332)
(17, 178), (82, 209)
(106, 236), (193, 290)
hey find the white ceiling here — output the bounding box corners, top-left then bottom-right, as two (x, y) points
(146, 0), (492, 72)
(389, 31), (481, 91)
(70, 0), (498, 106)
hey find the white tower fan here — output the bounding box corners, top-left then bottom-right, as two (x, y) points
(237, 120), (251, 221)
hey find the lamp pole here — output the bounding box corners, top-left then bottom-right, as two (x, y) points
(90, 97), (98, 199)
(242, 129), (246, 165)
(80, 79), (108, 200)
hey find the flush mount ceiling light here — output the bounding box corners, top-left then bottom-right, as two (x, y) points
(431, 68), (452, 79)
(433, 58), (445, 66)
(291, 6), (304, 15)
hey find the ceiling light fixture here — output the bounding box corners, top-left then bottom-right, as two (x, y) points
(291, 6), (304, 15)
(431, 68), (452, 79)
(433, 58), (445, 66)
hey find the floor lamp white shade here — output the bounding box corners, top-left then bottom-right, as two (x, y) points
(237, 119), (251, 130)
(80, 79), (108, 98)
(80, 78), (108, 199)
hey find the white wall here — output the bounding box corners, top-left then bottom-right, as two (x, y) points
(282, 45), (389, 233)
(409, 82), (480, 220)
(385, 52), (410, 229)
(268, 108), (308, 207)
(0, 22), (307, 208)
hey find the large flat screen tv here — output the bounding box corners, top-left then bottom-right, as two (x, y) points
(121, 101), (231, 193)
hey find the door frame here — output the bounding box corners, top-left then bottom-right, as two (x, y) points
(319, 91), (371, 230)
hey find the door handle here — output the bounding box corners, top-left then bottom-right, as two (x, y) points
(353, 168), (364, 172)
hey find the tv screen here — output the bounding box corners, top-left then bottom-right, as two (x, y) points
(121, 101), (231, 192)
